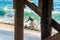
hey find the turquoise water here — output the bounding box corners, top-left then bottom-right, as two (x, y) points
(52, 12), (60, 24)
(0, 8), (6, 16)
(0, 9), (60, 24)
(25, 10), (60, 24)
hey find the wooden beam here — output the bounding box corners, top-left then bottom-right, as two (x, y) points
(44, 33), (60, 40)
(52, 19), (60, 32)
(13, 0), (24, 40)
(25, 0), (60, 32)
(40, 0), (52, 40)
(25, 0), (42, 16)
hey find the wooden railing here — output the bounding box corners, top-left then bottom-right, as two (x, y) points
(13, 0), (60, 40)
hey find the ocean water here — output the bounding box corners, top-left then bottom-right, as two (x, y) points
(0, 8), (14, 23)
(52, 11), (60, 24)
(0, 9), (60, 24)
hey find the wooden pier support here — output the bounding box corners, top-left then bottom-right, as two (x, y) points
(39, 0), (53, 40)
(14, 0), (24, 40)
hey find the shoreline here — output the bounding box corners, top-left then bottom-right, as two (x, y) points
(0, 21), (40, 32)
(0, 21), (14, 25)
(0, 23), (14, 31)
(0, 21), (41, 31)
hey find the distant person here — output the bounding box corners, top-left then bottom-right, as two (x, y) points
(26, 16), (35, 30)
(26, 16), (34, 22)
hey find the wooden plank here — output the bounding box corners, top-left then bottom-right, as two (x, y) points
(52, 19), (60, 32)
(44, 33), (60, 40)
(13, 0), (24, 40)
(40, 0), (52, 40)
(25, 0), (42, 16)
(25, 0), (60, 32)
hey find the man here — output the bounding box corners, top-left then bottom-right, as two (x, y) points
(26, 16), (34, 30)
(26, 16), (34, 22)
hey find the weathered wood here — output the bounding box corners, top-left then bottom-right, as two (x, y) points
(14, 0), (24, 40)
(52, 19), (60, 32)
(25, 0), (60, 32)
(44, 33), (60, 40)
(38, 0), (42, 10)
(40, 0), (52, 40)
(25, 0), (42, 16)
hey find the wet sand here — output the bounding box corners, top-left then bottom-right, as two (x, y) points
(0, 23), (14, 31)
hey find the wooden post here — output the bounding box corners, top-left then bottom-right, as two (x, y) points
(40, 0), (53, 40)
(13, 0), (24, 40)
(38, 0), (42, 11)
